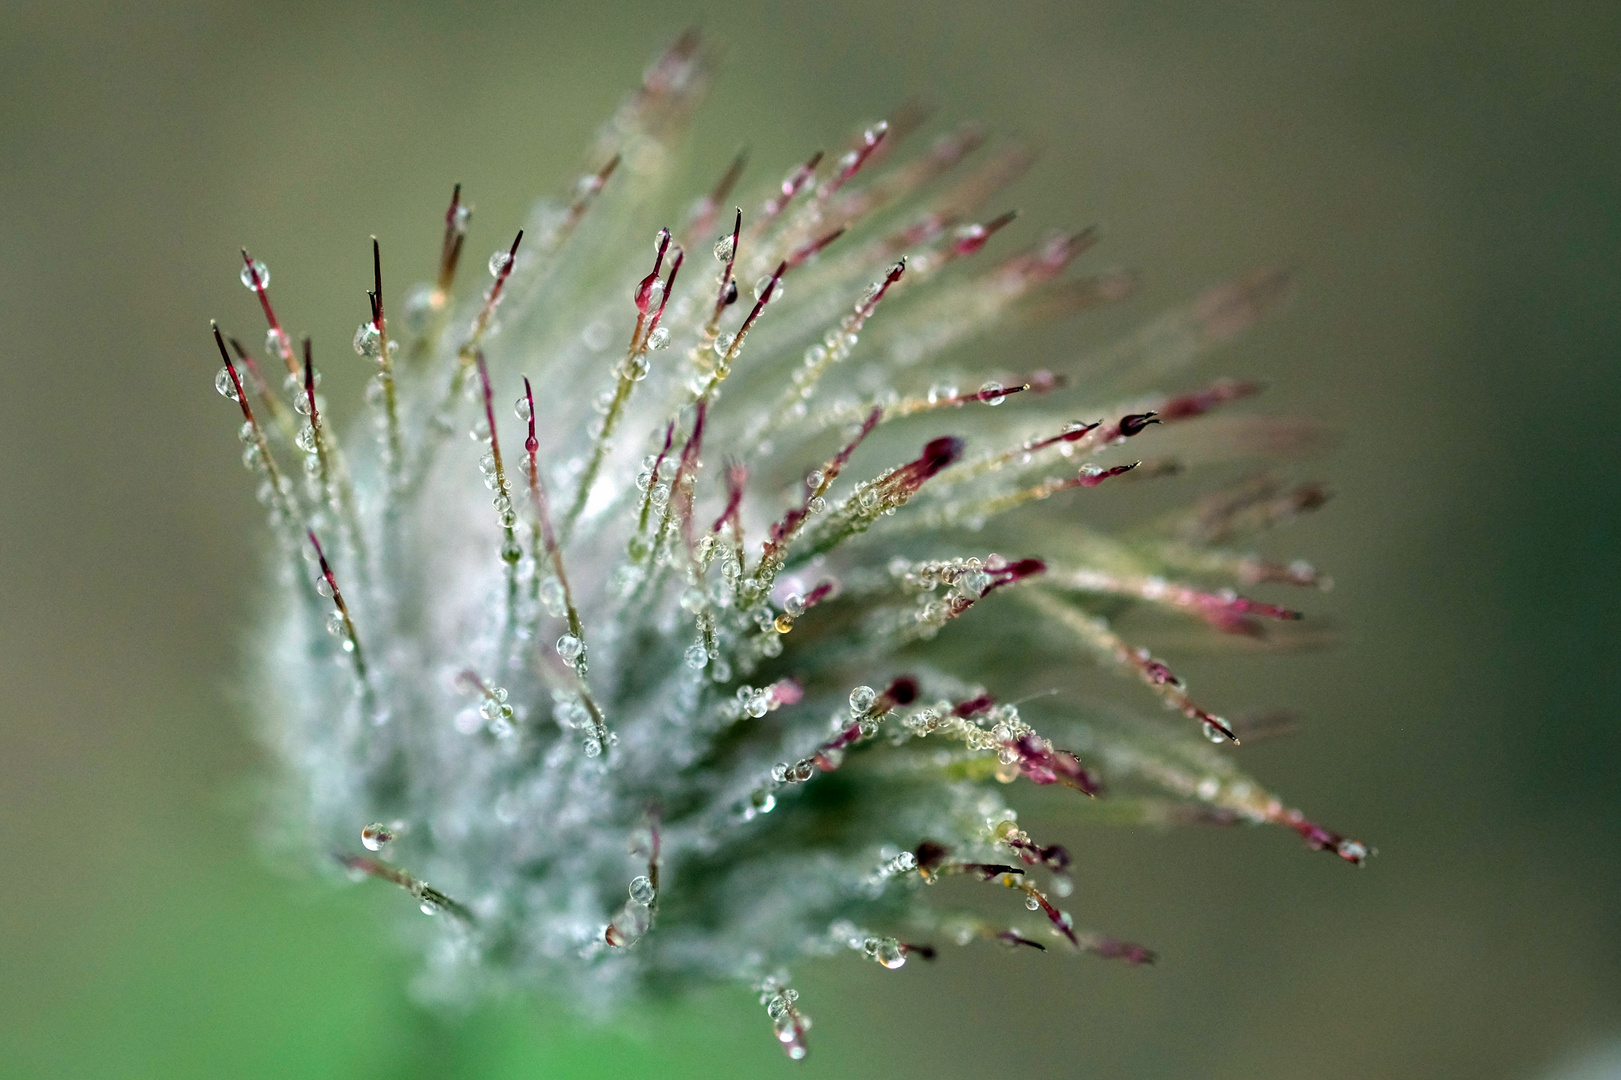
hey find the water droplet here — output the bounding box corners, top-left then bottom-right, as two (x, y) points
(296, 423), (318, 454)
(488, 250), (513, 277)
(265, 328), (286, 357)
(646, 325), (671, 351)
(713, 234), (735, 262)
(582, 738), (602, 758)
(419, 899), (438, 916)
(556, 634), (583, 662)
(684, 643), (708, 669)
(360, 822), (393, 851)
(979, 380), (1006, 405)
(874, 938), (906, 969)
(753, 275), (781, 303)
(353, 322), (381, 358)
(712, 332), (736, 357)
(514, 395), (532, 421)
(326, 611), (346, 636)
(623, 354), (651, 381)
(1203, 721), (1227, 743)
(849, 685), (877, 714)
(807, 496), (827, 514)
(628, 875), (656, 904)
(1338, 840), (1369, 863)
(1024, 896), (1041, 911)
(215, 367), (239, 400)
(240, 260), (269, 290)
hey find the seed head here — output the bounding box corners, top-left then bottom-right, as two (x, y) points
(214, 31), (1366, 1060)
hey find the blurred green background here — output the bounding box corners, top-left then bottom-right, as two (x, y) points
(3, 1), (1618, 1077)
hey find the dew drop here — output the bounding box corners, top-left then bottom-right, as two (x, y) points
(296, 424), (318, 454)
(240, 260), (269, 290)
(849, 685), (877, 714)
(353, 322), (381, 358)
(646, 325), (671, 351)
(325, 611), (346, 636)
(488, 250), (513, 277)
(215, 367), (240, 400)
(979, 380), (1006, 405)
(1025, 896), (1041, 911)
(712, 332), (736, 357)
(514, 395), (532, 421)
(684, 643), (709, 669)
(556, 634), (583, 662)
(360, 822), (393, 852)
(713, 234), (735, 262)
(582, 738), (602, 758)
(628, 875), (656, 905)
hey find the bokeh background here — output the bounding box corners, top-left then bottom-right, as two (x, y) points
(3, 2), (1618, 1077)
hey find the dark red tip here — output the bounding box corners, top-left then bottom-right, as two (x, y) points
(953, 693), (995, 719)
(913, 840), (951, 872)
(885, 676), (919, 706)
(1119, 411), (1161, 437)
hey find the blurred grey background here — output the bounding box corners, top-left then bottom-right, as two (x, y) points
(2, 1), (1618, 1077)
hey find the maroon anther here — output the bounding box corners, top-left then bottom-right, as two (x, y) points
(982, 557), (1046, 595)
(522, 378), (540, 457)
(1158, 379), (1261, 421)
(1141, 660), (1180, 686)
(952, 694), (995, 719)
(802, 580), (839, 608)
(1187, 707), (1238, 743)
(211, 323), (253, 424)
(883, 676), (919, 706)
(1004, 833), (1072, 872)
(996, 930), (1047, 951)
(1280, 812), (1368, 864)
(1076, 462), (1139, 488)
(1091, 938), (1156, 965)
(1118, 411), (1161, 437)
(1024, 420), (1100, 455)
(301, 338), (320, 419)
(889, 435), (965, 496)
(951, 209), (1018, 258)
(912, 840), (951, 872)
(710, 208), (743, 324)
(899, 942), (937, 961)
(1008, 733), (1101, 796)
(635, 228), (673, 314)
